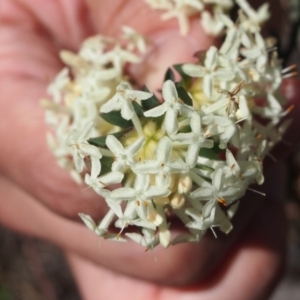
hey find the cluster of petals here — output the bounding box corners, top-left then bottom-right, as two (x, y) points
(42, 1), (292, 249)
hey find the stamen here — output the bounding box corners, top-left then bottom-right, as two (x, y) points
(81, 185), (94, 191)
(282, 64), (297, 73)
(283, 71), (298, 78)
(286, 104), (295, 113)
(267, 152), (277, 162)
(247, 187), (266, 196)
(210, 227), (217, 238)
(218, 197), (227, 206)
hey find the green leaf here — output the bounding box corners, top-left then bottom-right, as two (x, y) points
(88, 131), (127, 148)
(164, 68), (175, 82)
(100, 111), (133, 128)
(175, 83), (193, 106)
(193, 50), (206, 63)
(132, 101), (144, 117)
(198, 142), (222, 160)
(100, 156), (114, 176)
(173, 64), (190, 81)
(196, 164), (214, 173)
(141, 86), (160, 111)
(151, 199), (157, 209)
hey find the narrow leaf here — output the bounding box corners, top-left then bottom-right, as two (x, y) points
(198, 143), (221, 160)
(99, 156), (114, 176)
(141, 86), (161, 111)
(88, 131), (127, 147)
(173, 64), (190, 81)
(164, 68), (175, 82)
(132, 101), (144, 117)
(100, 111), (133, 128)
(175, 83), (193, 106)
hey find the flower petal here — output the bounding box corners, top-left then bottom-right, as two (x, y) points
(106, 135), (124, 155)
(78, 213), (96, 231)
(156, 136), (172, 162)
(110, 187), (136, 200)
(162, 80), (178, 103)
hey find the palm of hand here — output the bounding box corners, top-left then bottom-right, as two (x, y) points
(0, 0), (291, 299)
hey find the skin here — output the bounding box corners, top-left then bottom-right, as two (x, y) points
(0, 0), (299, 299)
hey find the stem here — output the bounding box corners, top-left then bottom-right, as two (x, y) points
(189, 170), (207, 187)
(131, 111), (143, 137)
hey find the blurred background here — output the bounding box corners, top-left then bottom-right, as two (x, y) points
(1, 0), (300, 299)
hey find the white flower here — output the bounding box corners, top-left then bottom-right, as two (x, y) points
(110, 174), (170, 222)
(248, 139), (267, 185)
(161, 0), (204, 35)
(44, 1), (289, 250)
(236, 0), (270, 33)
(134, 136), (189, 186)
(156, 205), (171, 247)
(100, 81), (153, 120)
(78, 213), (97, 232)
(202, 82), (250, 120)
(182, 46), (235, 98)
(72, 97), (100, 128)
(126, 228), (159, 249)
(201, 7), (225, 36)
(223, 149), (257, 185)
(80, 69), (117, 102)
(252, 93), (284, 122)
(186, 201), (233, 234)
(99, 45), (141, 72)
(85, 172), (124, 197)
(190, 168), (244, 210)
(173, 112), (214, 167)
(68, 122), (102, 178)
(144, 0), (173, 10)
(144, 80), (193, 134)
(78, 35), (112, 65)
(106, 135), (144, 172)
(202, 115), (240, 149)
(240, 33), (268, 72)
(203, 0), (233, 9)
(79, 210), (126, 241)
(122, 26), (147, 53)
(112, 201), (157, 232)
(47, 68), (70, 103)
(171, 208), (204, 244)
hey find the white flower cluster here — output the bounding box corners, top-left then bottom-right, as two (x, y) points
(42, 1), (294, 249)
(144, 0), (235, 35)
(144, 0), (273, 37)
(41, 28), (146, 183)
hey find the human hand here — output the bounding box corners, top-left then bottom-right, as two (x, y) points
(0, 0), (299, 299)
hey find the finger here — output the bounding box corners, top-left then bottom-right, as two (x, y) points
(0, 2), (104, 218)
(0, 164), (283, 287)
(0, 0), (94, 50)
(67, 199), (285, 300)
(0, 174), (241, 285)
